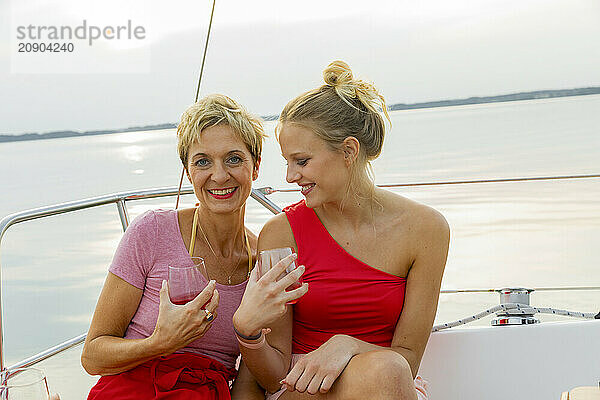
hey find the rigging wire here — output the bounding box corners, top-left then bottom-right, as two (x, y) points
(261, 173), (600, 194)
(194, 0), (216, 103)
(176, 0), (216, 209)
(432, 303), (599, 332)
(440, 286), (600, 294)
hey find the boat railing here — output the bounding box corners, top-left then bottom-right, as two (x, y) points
(0, 174), (598, 373)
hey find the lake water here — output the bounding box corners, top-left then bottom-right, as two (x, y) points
(1, 95), (599, 365)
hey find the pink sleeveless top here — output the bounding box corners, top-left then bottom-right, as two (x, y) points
(284, 200), (407, 354)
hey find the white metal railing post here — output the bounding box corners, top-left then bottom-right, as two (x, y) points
(116, 199), (130, 231)
(250, 189), (282, 214)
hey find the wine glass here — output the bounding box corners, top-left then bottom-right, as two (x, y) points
(168, 257), (208, 305)
(0, 368), (50, 399)
(258, 248), (302, 305)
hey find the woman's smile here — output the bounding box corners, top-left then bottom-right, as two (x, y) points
(207, 187), (238, 199)
(300, 183), (315, 196)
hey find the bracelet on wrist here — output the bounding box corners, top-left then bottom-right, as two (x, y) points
(233, 325), (262, 341)
(236, 331), (266, 349)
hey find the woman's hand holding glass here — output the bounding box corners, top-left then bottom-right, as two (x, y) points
(233, 253), (308, 337)
(150, 279), (219, 355)
(257, 248), (303, 304)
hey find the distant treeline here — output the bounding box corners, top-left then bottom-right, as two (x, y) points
(2, 87), (599, 143)
(0, 123), (177, 143)
(388, 87), (600, 111)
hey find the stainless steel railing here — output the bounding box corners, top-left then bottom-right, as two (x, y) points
(0, 185), (281, 372)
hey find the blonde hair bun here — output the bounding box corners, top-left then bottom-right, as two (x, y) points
(323, 60), (387, 112)
(323, 60), (354, 88)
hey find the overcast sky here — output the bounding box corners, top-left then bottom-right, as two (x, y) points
(1, 0), (599, 135)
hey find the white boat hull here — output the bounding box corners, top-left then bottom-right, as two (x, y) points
(419, 319), (600, 399)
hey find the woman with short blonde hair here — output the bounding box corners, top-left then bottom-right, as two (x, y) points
(82, 94), (272, 399)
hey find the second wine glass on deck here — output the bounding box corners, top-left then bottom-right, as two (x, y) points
(168, 257), (208, 305)
(258, 247), (302, 305)
(0, 368), (50, 400)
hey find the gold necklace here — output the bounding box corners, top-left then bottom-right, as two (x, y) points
(196, 218), (245, 285)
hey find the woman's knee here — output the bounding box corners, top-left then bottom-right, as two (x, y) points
(351, 350), (415, 399)
(361, 350), (412, 381)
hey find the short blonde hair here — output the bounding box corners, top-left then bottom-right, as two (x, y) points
(177, 94), (264, 169)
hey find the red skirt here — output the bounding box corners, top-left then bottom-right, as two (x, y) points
(87, 353), (237, 400)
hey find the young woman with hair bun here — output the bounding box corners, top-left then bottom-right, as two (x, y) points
(233, 61), (449, 400)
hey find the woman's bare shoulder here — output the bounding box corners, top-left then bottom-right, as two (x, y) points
(258, 212), (297, 251)
(381, 189), (449, 236)
(381, 191), (449, 278)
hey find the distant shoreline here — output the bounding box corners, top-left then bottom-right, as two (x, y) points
(2, 87), (599, 143)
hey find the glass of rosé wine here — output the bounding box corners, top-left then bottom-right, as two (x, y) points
(0, 367), (50, 399)
(168, 257), (208, 305)
(258, 248), (302, 305)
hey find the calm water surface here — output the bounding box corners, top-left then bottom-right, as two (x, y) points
(1, 95), (599, 364)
